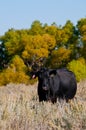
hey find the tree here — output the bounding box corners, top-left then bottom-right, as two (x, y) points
(44, 24), (57, 36)
(22, 34), (56, 67)
(29, 20), (45, 35)
(0, 29), (29, 67)
(46, 47), (71, 68)
(77, 18), (86, 59)
(0, 35), (10, 69)
(0, 55), (29, 85)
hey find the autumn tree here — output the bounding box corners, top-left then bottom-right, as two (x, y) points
(22, 34), (56, 67)
(0, 19), (86, 85)
(77, 18), (86, 59)
(0, 55), (29, 85)
(0, 42), (6, 69)
(44, 23), (58, 36)
(46, 47), (71, 68)
(29, 20), (45, 35)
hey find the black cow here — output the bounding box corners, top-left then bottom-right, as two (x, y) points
(32, 68), (77, 103)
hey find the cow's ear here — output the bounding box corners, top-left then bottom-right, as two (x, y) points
(31, 71), (38, 79)
(49, 70), (57, 76)
(32, 74), (36, 79)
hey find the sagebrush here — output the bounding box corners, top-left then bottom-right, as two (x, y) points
(0, 80), (86, 130)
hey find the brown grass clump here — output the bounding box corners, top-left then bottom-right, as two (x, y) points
(0, 80), (86, 130)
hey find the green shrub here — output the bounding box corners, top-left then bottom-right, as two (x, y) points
(67, 59), (86, 82)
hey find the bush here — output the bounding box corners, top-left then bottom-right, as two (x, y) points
(67, 59), (86, 82)
(0, 68), (30, 86)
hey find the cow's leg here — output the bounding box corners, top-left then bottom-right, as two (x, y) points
(39, 93), (47, 102)
(51, 94), (57, 103)
(52, 98), (57, 103)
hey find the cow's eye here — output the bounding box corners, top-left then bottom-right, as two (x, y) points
(39, 74), (42, 78)
(48, 77), (50, 80)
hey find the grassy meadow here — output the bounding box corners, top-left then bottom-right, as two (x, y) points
(0, 80), (86, 130)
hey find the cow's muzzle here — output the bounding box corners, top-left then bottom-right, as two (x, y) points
(42, 86), (48, 91)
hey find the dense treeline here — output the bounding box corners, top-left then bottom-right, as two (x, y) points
(0, 18), (86, 85)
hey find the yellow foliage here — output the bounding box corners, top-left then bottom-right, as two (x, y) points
(81, 25), (86, 34)
(0, 68), (16, 85)
(0, 73), (5, 86)
(34, 48), (49, 58)
(0, 55), (30, 86)
(82, 35), (86, 42)
(67, 60), (86, 81)
(45, 25), (57, 36)
(22, 50), (29, 59)
(15, 71), (29, 84)
(56, 29), (69, 44)
(42, 34), (56, 50)
(57, 47), (71, 59)
(50, 47), (71, 68)
(78, 57), (86, 65)
(22, 34), (56, 61)
(10, 55), (27, 72)
(0, 67), (29, 86)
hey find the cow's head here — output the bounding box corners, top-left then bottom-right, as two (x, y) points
(32, 68), (57, 91)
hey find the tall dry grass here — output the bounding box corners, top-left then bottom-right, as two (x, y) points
(0, 80), (86, 130)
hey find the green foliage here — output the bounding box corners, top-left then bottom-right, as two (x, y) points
(2, 29), (22, 56)
(67, 59), (86, 82)
(29, 20), (45, 35)
(77, 18), (86, 58)
(0, 18), (86, 85)
(56, 20), (75, 48)
(77, 18), (86, 34)
(44, 25), (57, 36)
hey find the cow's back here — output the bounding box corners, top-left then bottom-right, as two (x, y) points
(56, 69), (77, 100)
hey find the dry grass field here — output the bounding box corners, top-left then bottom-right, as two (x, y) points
(0, 80), (86, 130)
